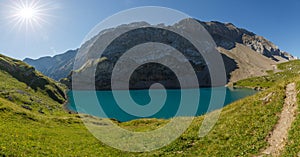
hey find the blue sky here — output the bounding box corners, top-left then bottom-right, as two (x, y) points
(0, 0), (299, 59)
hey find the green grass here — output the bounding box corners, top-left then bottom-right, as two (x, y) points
(0, 58), (300, 156)
(0, 98), (125, 156)
(0, 81), (287, 156)
(282, 78), (300, 156)
(234, 60), (300, 90)
(0, 70), (65, 116)
(233, 60), (300, 156)
(0, 54), (66, 103)
(0, 69), (288, 156)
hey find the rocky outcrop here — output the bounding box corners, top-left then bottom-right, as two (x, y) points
(0, 54), (66, 103)
(242, 34), (293, 61)
(199, 21), (254, 50)
(199, 21), (293, 61)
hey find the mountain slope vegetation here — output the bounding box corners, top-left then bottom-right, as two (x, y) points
(0, 54), (66, 104)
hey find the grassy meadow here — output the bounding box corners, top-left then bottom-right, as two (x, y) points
(0, 60), (300, 156)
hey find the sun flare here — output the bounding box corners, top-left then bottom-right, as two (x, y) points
(7, 0), (52, 31)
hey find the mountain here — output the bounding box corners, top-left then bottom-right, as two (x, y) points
(24, 49), (77, 80)
(24, 19), (295, 89)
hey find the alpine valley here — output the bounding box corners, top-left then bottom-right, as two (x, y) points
(1, 19), (299, 156)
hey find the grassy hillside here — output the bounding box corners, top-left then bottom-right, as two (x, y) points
(0, 56), (299, 156)
(234, 60), (300, 156)
(0, 54), (66, 104)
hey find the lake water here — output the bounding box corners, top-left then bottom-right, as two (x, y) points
(67, 87), (257, 122)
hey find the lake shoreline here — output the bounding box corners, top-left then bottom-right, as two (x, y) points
(65, 87), (257, 122)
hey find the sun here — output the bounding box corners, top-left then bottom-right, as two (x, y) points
(18, 7), (36, 19)
(7, 0), (52, 32)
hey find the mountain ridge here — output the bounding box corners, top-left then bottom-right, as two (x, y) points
(199, 20), (293, 60)
(23, 19), (295, 88)
(24, 49), (78, 80)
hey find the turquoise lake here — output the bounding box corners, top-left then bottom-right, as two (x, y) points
(67, 87), (257, 122)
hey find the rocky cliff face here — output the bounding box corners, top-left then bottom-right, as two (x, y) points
(70, 20), (227, 90)
(199, 21), (293, 60)
(24, 19), (295, 89)
(242, 34), (293, 60)
(199, 21), (254, 50)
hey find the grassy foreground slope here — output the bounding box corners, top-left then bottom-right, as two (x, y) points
(0, 55), (299, 156)
(0, 55), (124, 156)
(235, 60), (300, 156)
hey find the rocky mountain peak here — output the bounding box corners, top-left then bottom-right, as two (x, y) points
(198, 20), (293, 61)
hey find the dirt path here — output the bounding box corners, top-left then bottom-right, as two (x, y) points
(260, 82), (298, 156)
